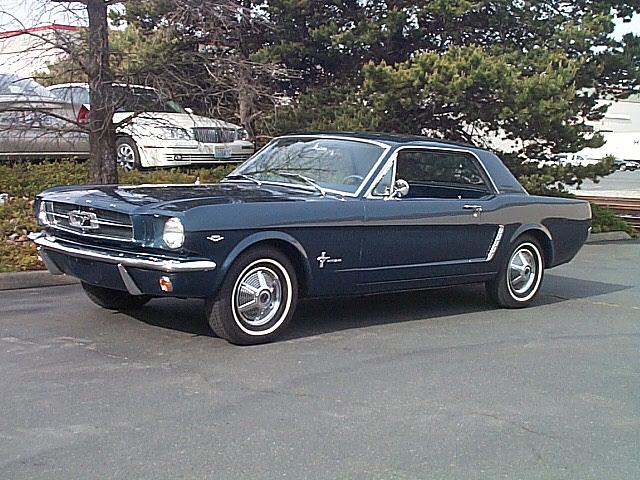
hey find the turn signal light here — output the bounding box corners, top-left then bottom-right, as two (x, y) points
(159, 276), (173, 293)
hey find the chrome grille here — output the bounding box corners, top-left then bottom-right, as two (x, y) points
(44, 201), (133, 241)
(193, 127), (236, 144)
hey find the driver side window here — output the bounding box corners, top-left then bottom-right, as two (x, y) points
(396, 150), (491, 199)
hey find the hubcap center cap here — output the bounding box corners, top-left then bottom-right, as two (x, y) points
(259, 290), (271, 305)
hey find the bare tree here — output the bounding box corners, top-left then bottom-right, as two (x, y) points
(53, 0), (117, 184)
(0, 1), (118, 183)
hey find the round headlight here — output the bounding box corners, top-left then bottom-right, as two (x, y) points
(37, 201), (49, 225)
(163, 217), (184, 249)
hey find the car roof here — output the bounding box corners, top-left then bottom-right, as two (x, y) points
(290, 131), (481, 150)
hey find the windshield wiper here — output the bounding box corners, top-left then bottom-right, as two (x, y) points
(224, 173), (262, 186)
(279, 172), (327, 197)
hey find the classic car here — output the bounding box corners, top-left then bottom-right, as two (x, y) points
(0, 74), (89, 159)
(30, 133), (592, 345)
(47, 83), (254, 170)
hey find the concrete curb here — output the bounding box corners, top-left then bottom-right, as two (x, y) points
(0, 271), (79, 291)
(586, 231), (632, 243)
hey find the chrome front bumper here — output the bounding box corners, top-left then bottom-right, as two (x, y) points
(29, 232), (217, 295)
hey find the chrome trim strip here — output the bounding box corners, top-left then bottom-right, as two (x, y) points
(337, 256), (488, 273)
(486, 225), (505, 261)
(364, 145), (500, 199)
(30, 234), (217, 273)
(117, 264), (143, 295)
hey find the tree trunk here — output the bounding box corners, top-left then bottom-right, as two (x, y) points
(85, 0), (117, 184)
(238, 66), (256, 140)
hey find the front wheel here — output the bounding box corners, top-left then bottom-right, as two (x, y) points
(116, 137), (141, 171)
(486, 235), (544, 308)
(205, 247), (298, 345)
(82, 282), (151, 310)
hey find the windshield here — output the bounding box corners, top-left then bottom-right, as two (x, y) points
(114, 87), (186, 114)
(231, 137), (385, 194)
(0, 74), (57, 98)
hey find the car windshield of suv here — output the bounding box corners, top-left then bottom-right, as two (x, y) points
(0, 74), (57, 98)
(114, 87), (186, 114)
(231, 137), (385, 194)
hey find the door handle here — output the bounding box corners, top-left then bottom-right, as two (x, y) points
(463, 204), (483, 216)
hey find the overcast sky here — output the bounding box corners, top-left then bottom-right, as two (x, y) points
(1, 0), (639, 40)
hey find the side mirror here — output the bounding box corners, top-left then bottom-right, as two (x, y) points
(391, 179), (410, 199)
(185, 107), (194, 114)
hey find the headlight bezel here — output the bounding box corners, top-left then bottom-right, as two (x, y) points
(162, 217), (185, 249)
(152, 126), (192, 141)
(37, 200), (50, 226)
(236, 128), (250, 141)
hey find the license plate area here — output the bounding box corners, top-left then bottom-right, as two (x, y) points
(214, 145), (232, 158)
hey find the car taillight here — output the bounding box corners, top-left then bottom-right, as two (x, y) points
(77, 105), (90, 124)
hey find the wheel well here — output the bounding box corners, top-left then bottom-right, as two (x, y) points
(246, 239), (310, 296)
(519, 229), (553, 267)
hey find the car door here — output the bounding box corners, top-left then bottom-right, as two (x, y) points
(359, 147), (504, 291)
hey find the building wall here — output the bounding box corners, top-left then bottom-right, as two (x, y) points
(0, 25), (81, 78)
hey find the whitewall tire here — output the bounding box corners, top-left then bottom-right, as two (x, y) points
(206, 247), (298, 345)
(486, 235), (544, 308)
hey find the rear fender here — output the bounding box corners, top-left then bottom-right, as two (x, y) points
(509, 224), (554, 266)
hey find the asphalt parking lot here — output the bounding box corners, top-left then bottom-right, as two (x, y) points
(1, 241), (639, 479)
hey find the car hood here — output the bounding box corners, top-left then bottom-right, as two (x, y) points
(113, 112), (241, 130)
(39, 182), (325, 215)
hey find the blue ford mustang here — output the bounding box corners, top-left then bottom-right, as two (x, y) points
(30, 133), (591, 344)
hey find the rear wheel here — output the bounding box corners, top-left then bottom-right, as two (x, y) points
(82, 282), (151, 310)
(116, 137), (141, 171)
(486, 235), (544, 308)
(205, 247), (298, 345)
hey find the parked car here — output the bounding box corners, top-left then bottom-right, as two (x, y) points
(545, 153), (601, 167)
(30, 133), (591, 345)
(0, 74), (89, 159)
(47, 83), (254, 170)
(613, 158), (640, 171)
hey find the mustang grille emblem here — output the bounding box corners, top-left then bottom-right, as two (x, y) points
(68, 211), (99, 230)
(317, 251), (342, 268)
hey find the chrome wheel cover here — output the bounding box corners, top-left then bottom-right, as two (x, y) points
(117, 143), (136, 171)
(233, 265), (283, 327)
(508, 246), (538, 297)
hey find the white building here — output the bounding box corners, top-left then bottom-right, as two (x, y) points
(0, 24), (81, 78)
(468, 93), (640, 162)
(578, 94), (640, 161)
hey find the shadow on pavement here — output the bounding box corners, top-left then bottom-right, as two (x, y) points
(124, 273), (633, 341)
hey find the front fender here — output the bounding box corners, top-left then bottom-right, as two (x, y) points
(215, 231), (312, 293)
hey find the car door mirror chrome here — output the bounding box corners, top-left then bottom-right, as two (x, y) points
(388, 179), (410, 199)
